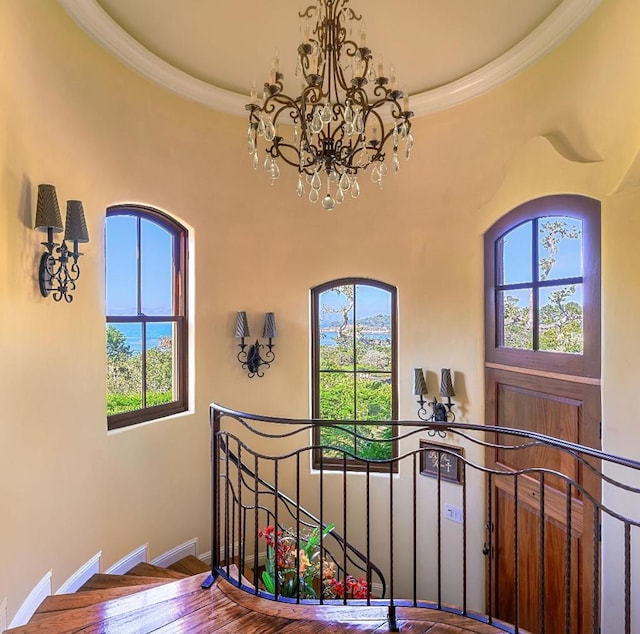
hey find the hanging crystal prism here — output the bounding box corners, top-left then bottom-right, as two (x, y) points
(311, 170), (322, 191)
(392, 151), (400, 174)
(405, 132), (414, 160)
(322, 193), (336, 210)
(321, 102), (332, 123)
(265, 119), (276, 142)
(271, 160), (280, 183)
(297, 174), (305, 197)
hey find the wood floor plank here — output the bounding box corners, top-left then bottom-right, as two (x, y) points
(210, 612), (290, 633)
(167, 555), (210, 576)
(126, 562), (189, 579)
(5, 573), (211, 633)
(76, 573), (175, 592)
(151, 592), (251, 633)
(74, 586), (213, 633)
(29, 582), (168, 621)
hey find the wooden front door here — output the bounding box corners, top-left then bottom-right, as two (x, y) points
(483, 195), (602, 633)
(485, 366), (601, 633)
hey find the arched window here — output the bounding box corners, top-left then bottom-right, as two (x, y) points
(485, 194), (601, 378)
(311, 278), (397, 470)
(105, 206), (188, 430)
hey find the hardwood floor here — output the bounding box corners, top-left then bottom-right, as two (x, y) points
(5, 557), (518, 633)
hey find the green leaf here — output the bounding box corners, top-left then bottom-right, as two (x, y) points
(262, 570), (275, 594)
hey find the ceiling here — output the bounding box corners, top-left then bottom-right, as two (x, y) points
(59, 0), (602, 117)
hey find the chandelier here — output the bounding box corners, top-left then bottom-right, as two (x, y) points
(246, 0), (414, 210)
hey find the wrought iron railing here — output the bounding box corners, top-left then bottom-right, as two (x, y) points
(206, 403), (640, 634)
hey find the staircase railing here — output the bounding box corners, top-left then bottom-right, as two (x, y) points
(207, 403), (640, 633)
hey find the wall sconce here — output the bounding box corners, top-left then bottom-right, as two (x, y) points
(34, 184), (89, 303)
(235, 311), (277, 378)
(413, 368), (457, 434)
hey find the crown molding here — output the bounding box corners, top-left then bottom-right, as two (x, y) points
(58, 0), (602, 119)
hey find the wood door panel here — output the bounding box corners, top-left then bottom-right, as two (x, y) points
(496, 384), (581, 485)
(495, 491), (581, 634)
(486, 367), (600, 634)
(494, 474), (584, 537)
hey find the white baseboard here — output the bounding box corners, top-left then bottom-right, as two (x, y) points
(371, 582), (384, 598)
(0, 596), (7, 632)
(8, 571), (52, 628)
(55, 552), (102, 595)
(151, 538), (198, 568)
(105, 544), (148, 575)
(200, 545), (266, 569)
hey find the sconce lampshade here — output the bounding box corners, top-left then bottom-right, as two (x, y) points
(440, 368), (455, 397)
(235, 311), (250, 338)
(263, 312), (277, 339)
(64, 200), (90, 243)
(413, 368), (428, 396)
(34, 184), (63, 233)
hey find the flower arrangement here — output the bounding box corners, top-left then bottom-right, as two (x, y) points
(258, 523), (370, 600)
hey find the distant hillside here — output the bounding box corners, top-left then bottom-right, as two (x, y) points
(358, 314), (390, 329)
(323, 313), (390, 330)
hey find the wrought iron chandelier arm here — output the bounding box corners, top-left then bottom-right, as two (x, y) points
(269, 140), (305, 169)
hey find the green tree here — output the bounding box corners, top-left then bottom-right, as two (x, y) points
(503, 219), (583, 354)
(106, 325), (132, 358)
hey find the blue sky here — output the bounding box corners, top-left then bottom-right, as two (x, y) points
(501, 217), (582, 285)
(105, 215), (174, 315)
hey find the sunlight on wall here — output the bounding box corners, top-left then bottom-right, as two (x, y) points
(1, 0), (640, 627)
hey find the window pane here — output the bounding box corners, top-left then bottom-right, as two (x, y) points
(145, 322), (176, 406)
(106, 323), (142, 415)
(355, 285), (392, 371)
(319, 285), (354, 370)
(498, 221), (532, 285)
(355, 424), (393, 461)
(319, 372), (354, 420)
(539, 284), (583, 353)
(499, 289), (533, 350)
(538, 217), (582, 282)
(355, 372), (392, 420)
(320, 424), (356, 459)
(141, 219), (174, 316)
(105, 215), (138, 315)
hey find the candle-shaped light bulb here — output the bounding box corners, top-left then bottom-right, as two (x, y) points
(389, 64), (397, 90)
(403, 89), (409, 112)
(377, 55), (384, 78)
(360, 21), (367, 47)
(250, 80), (258, 104)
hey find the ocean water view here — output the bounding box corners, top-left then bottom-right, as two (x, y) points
(108, 322), (173, 353)
(320, 329), (391, 345)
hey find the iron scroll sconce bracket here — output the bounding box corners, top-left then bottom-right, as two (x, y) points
(235, 312), (277, 378)
(414, 368), (457, 437)
(33, 184), (89, 303)
(237, 337), (275, 378)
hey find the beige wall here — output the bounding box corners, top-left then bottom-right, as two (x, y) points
(1, 0), (640, 627)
